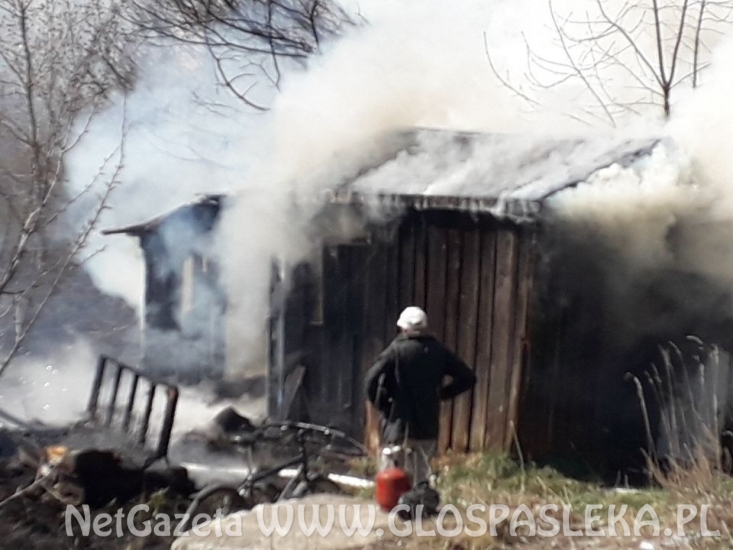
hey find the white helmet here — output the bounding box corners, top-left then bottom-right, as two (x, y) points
(396, 306), (428, 331)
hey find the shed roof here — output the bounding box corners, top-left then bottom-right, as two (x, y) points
(103, 128), (664, 235)
(326, 128), (662, 221)
(102, 194), (224, 236)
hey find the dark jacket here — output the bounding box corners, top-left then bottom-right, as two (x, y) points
(365, 333), (477, 442)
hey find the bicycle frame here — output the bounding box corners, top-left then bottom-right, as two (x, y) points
(180, 422), (362, 533)
(237, 432), (311, 502)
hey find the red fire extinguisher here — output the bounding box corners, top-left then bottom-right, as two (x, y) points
(375, 446), (411, 512)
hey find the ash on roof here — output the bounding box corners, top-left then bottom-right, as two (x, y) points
(323, 128), (662, 220)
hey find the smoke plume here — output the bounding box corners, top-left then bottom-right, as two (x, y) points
(46, 0), (733, 437)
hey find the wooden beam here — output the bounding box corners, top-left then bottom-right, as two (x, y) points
(452, 229), (481, 453)
(414, 215), (428, 309)
(347, 246), (368, 438)
(362, 241), (389, 454)
(470, 230), (497, 451)
(399, 221), (416, 309)
(441, 228), (462, 453)
(384, 230), (401, 345)
(484, 229), (518, 452)
(425, 224), (449, 337)
(504, 232), (535, 451)
(334, 246), (353, 424)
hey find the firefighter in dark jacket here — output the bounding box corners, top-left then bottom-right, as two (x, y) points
(365, 306), (477, 483)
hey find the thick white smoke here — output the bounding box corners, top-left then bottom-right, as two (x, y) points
(0, 340), (98, 427)
(65, 45), (264, 310)
(66, 0), (559, 376)
(547, 143), (698, 267)
(56, 0), (733, 394)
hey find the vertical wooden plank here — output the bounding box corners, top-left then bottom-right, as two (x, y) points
(364, 399), (381, 455)
(316, 247), (339, 422)
(365, 229), (400, 445)
(470, 230), (497, 451)
(425, 224), (448, 342)
(414, 215), (428, 309)
(484, 229), (519, 452)
(440, 229), (462, 453)
(425, 223), (449, 451)
(452, 229), (481, 452)
(384, 231), (401, 345)
(504, 231), (535, 450)
(399, 221), (416, 309)
(362, 241), (389, 454)
(336, 246), (355, 432)
(349, 246), (368, 440)
(283, 264), (309, 377)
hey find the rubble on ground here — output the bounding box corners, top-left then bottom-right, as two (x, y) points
(0, 427), (194, 549)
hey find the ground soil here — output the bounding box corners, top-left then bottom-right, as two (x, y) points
(0, 460), (184, 549)
(1, 441), (729, 550)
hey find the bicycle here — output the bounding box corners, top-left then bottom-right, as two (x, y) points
(179, 420), (367, 531)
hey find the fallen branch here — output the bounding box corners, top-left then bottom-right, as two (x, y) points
(0, 465), (57, 511)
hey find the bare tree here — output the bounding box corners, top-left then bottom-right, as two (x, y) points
(0, 0), (136, 374)
(487, 0), (733, 125)
(131, 0), (355, 110)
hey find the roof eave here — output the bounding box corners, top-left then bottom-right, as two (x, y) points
(325, 189), (543, 222)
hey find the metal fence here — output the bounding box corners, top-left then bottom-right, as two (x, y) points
(87, 355), (179, 461)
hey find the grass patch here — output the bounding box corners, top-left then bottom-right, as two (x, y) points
(421, 451), (733, 548)
(434, 451), (729, 512)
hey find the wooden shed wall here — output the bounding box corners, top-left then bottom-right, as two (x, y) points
(273, 210), (537, 454)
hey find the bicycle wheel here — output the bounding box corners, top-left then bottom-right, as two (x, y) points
(282, 473), (342, 500)
(300, 474), (343, 497)
(311, 474), (342, 493)
(250, 482), (280, 506)
(195, 487), (250, 517)
(182, 484), (250, 532)
(262, 421), (368, 459)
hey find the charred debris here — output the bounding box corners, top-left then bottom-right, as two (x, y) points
(0, 355), (366, 549)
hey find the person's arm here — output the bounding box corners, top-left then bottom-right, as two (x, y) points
(365, 346), (395, 414)
(439, 351), (477, 400)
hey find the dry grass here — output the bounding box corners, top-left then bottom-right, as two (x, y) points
(375, 451), (733, 549)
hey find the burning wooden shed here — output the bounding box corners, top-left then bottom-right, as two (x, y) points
(107, 128), (733, 477)
(269, 130), (685, 462)
(103, 195), (228, 381)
